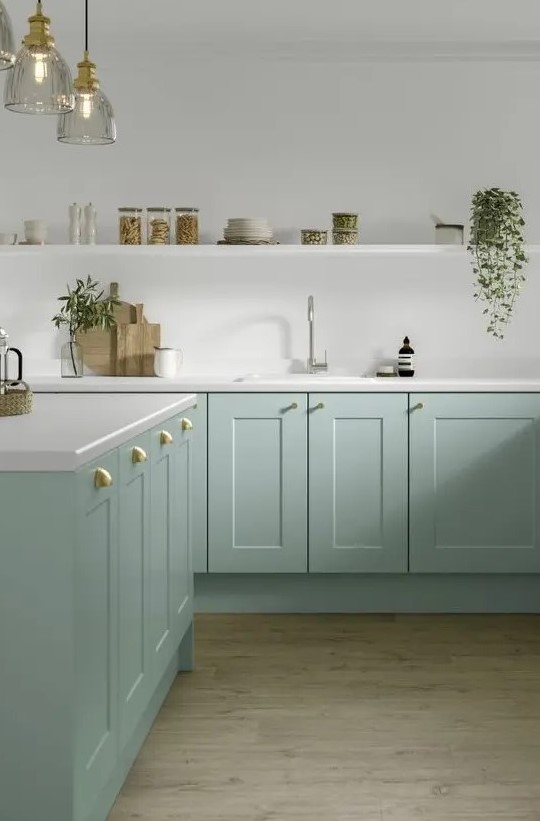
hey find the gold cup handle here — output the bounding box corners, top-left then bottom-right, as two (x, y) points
(160, 430), (173, 445)
(94, 468), (113, 488)
(181, 418), (193, 432)
(131, 446), (148, 464)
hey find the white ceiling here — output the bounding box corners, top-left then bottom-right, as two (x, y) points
(9, 1), (540, 64)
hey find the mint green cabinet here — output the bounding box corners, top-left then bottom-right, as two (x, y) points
(170, 417), (194, 643)
(75, 450), (119, 819)
(149, 422), (178, 681)
(208, 393), (308, 572)
(118, 433), (151, 751)
(309, 393), (408, 572)
(409, 393), (540, 573)
(189, 395), (208, 573)
(0, 407), (195, 821)
(148, 413), (193, 683)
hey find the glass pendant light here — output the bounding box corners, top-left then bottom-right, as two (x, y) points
(4, 2), (73, 114)
(57, 0), (116, 145)
(0, 2), (15, 70)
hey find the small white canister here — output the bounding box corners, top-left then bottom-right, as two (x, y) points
(154, 347), (183, 378)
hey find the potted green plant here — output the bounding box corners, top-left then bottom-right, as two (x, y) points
(52, 276), (119, 377)
(468, 188), (528, 339)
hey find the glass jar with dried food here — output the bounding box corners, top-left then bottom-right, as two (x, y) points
(147, 207), (171, 245)
(118, 207), (143, 245)
(175, 207), (199, 245)
(301, 229), (327, 245)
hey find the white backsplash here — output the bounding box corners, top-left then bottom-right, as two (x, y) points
(4, 249), (539, 380)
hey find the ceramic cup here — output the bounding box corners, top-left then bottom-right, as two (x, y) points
(24, 219), (47, 244)
(0, 233), (17, 244)
(154, 347), (183, 378)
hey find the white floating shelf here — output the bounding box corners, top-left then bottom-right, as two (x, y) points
(0, 244), (538, 257)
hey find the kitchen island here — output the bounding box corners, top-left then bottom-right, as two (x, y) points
(0, 393), (197, 821)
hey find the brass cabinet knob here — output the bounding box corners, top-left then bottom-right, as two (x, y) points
(160, 430), (173, 446)
(411, 402), (424, 412)
(131, 446), (148, 464)
(94, 468), (113, 488)
(283, 402), (298, 412)
(315, 402), (325, 410)
(181, 417), (193, 432)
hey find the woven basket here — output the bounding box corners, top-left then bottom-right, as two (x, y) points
(0, 382), (33, 417)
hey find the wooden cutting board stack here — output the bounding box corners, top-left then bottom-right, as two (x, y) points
(76, 283), (161, 376)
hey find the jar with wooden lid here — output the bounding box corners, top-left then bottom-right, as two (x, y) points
(147, 207), (171, 245)
(118, 207), (143, 245)
(175, 208), (199, 245)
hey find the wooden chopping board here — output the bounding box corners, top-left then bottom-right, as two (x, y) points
(115, 303), (161, 376)
(76, 282), (137, 375)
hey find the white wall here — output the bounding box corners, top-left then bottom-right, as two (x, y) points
(2, 0), (540, 377)
(5, 249), (540, 379)
(1, 59), (540, 244)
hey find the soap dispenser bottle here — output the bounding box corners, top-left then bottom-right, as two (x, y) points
(398, 336), (415, 377)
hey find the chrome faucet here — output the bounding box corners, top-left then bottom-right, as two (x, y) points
(307, 295), (328, 374)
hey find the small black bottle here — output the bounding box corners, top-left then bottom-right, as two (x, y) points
(398, 336), (415, 377)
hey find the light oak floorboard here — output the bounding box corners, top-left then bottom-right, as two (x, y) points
(108, 614), (540, 821)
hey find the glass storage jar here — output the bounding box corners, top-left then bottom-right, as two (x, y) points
(118, 207), (143, 245)
(147, 207), (171, 245)
(175, 207), (199, 245)
(301, 229), (327, 245)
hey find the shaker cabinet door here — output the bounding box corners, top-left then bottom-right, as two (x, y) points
(75, 451), (119, 818)
(149, 415), (194, 683)
(409, 393), (540, 573)
(189, 395), (208, 573)
(150, 423), (178, 682)
(118, 432), (152, 750)
(308, 393), (408, 573)
(208, 393), (308, 572)
(170, 416), (193, 643)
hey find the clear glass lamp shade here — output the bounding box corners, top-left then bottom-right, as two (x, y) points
(4, 44), (74, 113)
(57, 87), (116, 144)
(0, 2), (15, 69)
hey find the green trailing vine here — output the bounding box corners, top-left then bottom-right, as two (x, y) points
(468, 188), (528, 339)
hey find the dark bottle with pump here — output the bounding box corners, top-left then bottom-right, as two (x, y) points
(398, 336), (415, 377)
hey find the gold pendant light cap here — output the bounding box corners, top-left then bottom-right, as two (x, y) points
(24, 2), (54, 48)
(74, 50), (100, 91)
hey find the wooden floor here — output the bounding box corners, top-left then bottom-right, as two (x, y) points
(109, 614), (540, 821)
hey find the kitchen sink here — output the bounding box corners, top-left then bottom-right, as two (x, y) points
(235, 373), (378, 383)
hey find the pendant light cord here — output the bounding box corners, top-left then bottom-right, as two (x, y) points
(84, 0), (88, 53)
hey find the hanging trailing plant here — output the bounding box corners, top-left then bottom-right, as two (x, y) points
(468, 188), (528, 339)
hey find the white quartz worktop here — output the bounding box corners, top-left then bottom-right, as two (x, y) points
(27, 374), (540, 393)
(0, 393), (196, 472)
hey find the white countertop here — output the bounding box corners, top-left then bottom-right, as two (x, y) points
(0, 393), (196, 472)
(27, 374), (540, 393)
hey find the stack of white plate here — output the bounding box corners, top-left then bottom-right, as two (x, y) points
(223, 218), (274, 244)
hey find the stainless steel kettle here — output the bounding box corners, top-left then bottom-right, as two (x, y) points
(0, 327), (23, 394)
